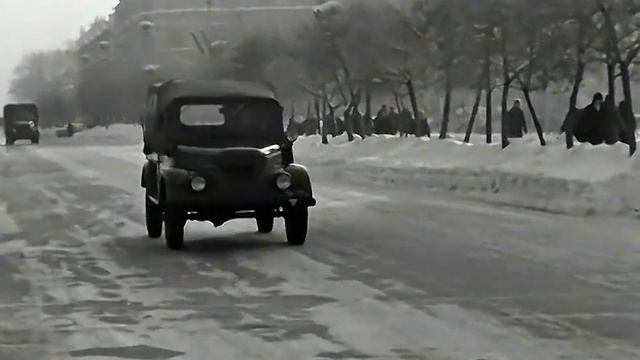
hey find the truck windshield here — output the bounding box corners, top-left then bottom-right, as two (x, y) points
(177, 101), (284, 148)
(7, 108), (37, 124)
(180, 105), (226, 126)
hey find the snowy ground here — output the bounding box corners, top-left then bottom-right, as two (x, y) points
(1, 126), (640, 359)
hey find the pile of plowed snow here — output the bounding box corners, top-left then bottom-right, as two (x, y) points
(295, 134), (640, 216)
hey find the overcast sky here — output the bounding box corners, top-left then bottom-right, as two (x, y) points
(0, 0), (119, 104)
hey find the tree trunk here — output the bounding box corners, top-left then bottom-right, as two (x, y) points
(365, 87), (373, 136)
(329, 105), (336, 137)
(316, 97), (328, 145)
(568, 59), (585, 113)
(501, 80), (511, 148)
(500, 42), (511, 149)
(620, 63), (633, 111)
(393, 91), (401, 110)
(522, 87), (546, 146)
(406, 78), (429, 137)
(439, 67), (452, 139)
(464, 83), (483, 143)
(322, 96), (327, 120)
(344, 90), (362, 142)
(620, 62), (636, 155)
(607, 61), (616, 103)
(485, 89), (493, 144)
(563, 58), (585, 149)
(354, 90), (366, 139)
(484, 47), (492, 144)
(344, 103), (355, 142)
(309, 100), (318, 136)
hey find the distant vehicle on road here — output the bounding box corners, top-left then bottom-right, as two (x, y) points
(3, 103), (40, 145)
(141, 80), (316, 250)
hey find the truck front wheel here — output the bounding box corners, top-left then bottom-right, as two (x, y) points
(145, 195), (162, 238)
(284, 207), (308, 246)
(164, 207), (186, 250)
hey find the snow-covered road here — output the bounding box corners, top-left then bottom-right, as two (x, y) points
(1, 140), (640, 360)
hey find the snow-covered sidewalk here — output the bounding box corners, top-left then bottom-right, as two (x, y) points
(39, 124), (640, 216)
(295, 134), (640, 217)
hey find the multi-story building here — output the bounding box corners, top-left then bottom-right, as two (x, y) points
(78, 0), (411, 78)
(74, 0), (409, 121)
(78, 0), (322, 80)
(74, 0), (329, 121)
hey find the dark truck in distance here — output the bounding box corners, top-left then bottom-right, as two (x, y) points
(3, 104), (40, 145)
(141, 80), (316, 250)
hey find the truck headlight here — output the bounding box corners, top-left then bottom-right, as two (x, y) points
(276, 173), (292, 190)
(190, 176), (206, 192)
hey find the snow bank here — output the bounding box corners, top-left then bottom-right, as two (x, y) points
(295, 134), (640, 216)
(38, 124), (640, 216)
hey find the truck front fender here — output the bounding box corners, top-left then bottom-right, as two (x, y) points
(286, 164), (313, 195)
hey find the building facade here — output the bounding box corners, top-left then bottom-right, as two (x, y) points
(79, 0), (323, 80)
(74, 0), (405, 122)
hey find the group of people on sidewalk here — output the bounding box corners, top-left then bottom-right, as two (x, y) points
(373, 105), (430, 137)
(564, 93), (636, 146)
(506, 95), (636, 151)
(291, 94), (637, 151)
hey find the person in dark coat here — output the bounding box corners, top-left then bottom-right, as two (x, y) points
(575, 92), (604, 144)
(352, 109), (365, 138)
(413, 109), (430, 137)
(323, 112), (336, 137)
(374, 105), (391, 135)
(334, 116), (345, 135)
(619, 99), (637, 154)
(398, 108), (414, 137)
(602, 95), (621, 145)
(389, 106), (400, 135)
(618, 100), (636, 143)
(505, 100), (528, 138)
(66, 122), (75, 137)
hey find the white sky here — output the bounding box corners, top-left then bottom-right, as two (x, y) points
(0, 0), (119, 104)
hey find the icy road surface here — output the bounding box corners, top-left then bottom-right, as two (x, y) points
(1, 142), (640, 360)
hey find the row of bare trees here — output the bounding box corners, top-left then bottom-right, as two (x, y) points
(8, 0), (640, 154)
(228, 0), (640, 152)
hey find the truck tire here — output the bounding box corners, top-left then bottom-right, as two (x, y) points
(6, 138), (13, 146)
(256, 211), (274, 234)
(285, 207), (308, 246)
(164, 207), (186, 250)
(145, 196), (162, 238)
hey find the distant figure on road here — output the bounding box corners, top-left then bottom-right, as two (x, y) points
(505, 99), (528, 138)
(66, 122), (75, 138)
